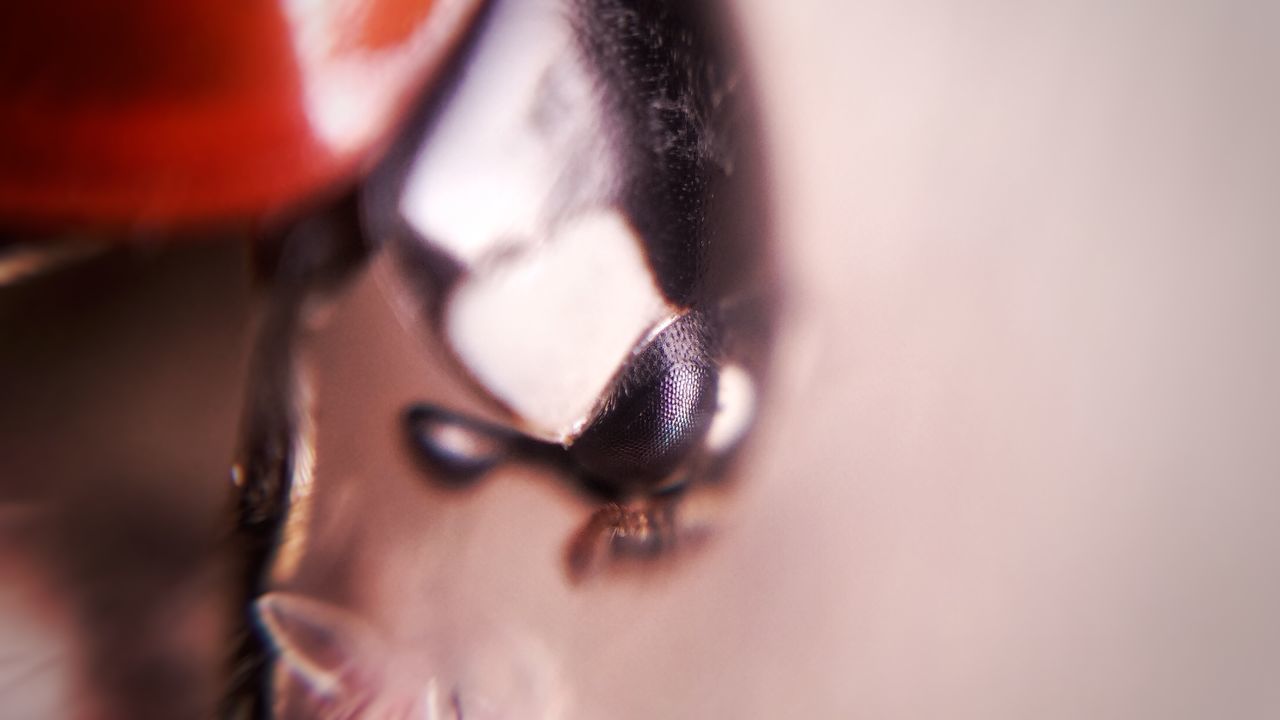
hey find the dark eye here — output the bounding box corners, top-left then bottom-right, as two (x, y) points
(402, 312), (725, 494)
(570, 311), (719, 488)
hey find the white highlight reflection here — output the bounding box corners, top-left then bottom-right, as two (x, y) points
(283, 0), (480, 157)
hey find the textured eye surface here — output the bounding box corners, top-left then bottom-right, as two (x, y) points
(570, 311), (720, 487)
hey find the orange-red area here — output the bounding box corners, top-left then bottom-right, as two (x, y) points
(0, 0), (443, 230)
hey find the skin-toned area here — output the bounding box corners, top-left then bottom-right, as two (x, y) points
(2, 0), (1279, 717)
(733, 2), (1280, 716)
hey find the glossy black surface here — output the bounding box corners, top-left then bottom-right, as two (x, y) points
(569, 311), (720, 488)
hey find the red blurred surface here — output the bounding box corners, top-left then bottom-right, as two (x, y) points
(0, 0), (455, 230)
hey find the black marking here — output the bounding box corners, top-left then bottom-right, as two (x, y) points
(575, 0), (742, 307)
(570, 311), (719, 489)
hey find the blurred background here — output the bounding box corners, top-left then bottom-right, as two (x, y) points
(2, 0), (1279, 717)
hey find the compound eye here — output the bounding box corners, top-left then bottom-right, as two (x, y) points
(569, 312), (719, 489)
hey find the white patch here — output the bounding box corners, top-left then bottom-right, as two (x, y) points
(396, 0), (617, 266)
(705, 363), (757, 453)
(384, 0), (668, 441)
(446, 211), (672, 442)
(283, 0), (482, 156)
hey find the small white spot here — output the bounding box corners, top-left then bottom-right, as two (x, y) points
(705, 363), (757, 453)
